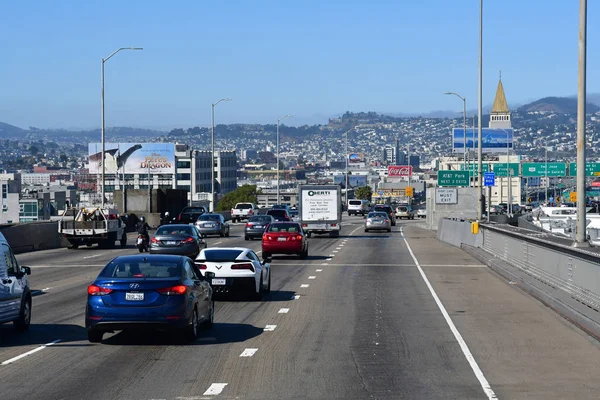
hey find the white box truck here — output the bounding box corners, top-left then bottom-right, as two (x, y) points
(298, 185), (342, 238)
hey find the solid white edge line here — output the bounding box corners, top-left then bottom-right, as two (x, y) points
(203, 383), (228, 396)
(400, 228), (497, 400)
(1, 339), (61, 366)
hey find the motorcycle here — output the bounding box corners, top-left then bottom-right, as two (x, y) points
(136, 234), (149, 252)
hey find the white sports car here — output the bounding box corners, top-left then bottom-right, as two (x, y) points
(194, 247), (271, 299)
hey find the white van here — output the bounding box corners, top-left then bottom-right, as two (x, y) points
(0, 232), (32, 331)
(347, 199), (370, 216)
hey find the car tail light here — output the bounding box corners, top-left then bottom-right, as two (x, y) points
(157, 285), (187, 295)
(331, 223), (337, 227)
(178, 214), (181, 221)
(151, 237), (158, 243)
(182, 237), (195, 243)
(249, 210), (253, 215)
(196, 264), (207, 270)
(88, 285), (113, 296)
(246, 223), (252, 227)
(231, 209), (234, 214)
(296, 235), (303, 241)
(302, 224), (307, 227)
(386, 219), (390, 223)
(231, 263), (255, 271)
(263, 234), (274, 240)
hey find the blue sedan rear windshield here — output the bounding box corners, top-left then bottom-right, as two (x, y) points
(100, 261), (182, 278)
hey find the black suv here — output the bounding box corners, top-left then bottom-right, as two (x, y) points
(176, 206), (208, 224)
(372, 204), (396, 226)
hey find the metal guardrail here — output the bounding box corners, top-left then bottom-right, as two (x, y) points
(481, 224), (600, 312)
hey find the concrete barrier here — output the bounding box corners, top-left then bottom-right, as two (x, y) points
(0, 222), (62, 254)
(436, 218), (483, 248)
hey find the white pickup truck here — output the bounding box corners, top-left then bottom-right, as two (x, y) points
(231, 203), (257, 223)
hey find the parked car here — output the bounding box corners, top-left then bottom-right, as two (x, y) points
(266, 209), (291, 222)
(176, 206), (208, 224)
(0, 232), (32, 332)
(395, 205), (415, 219)
(195, 214), (230, 237)
(245, 215), (275, 240)
(364, 211), (391, 232)
(85, 254), (215, 342)
(262, 222), (308, 259)
(371, 204), (396, 226)
(150, 224), (207, 258)
(347, 199), (370, 216)
(194, 247), (271, 299)
(231, 203), (257, 223)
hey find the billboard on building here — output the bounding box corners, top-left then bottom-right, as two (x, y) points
(333, 175), (367, 188)
(452, 128), (513, 154)
(88, 143), (175, 174)
(348, 153), (365, 163)
(387, 165), (412, 177)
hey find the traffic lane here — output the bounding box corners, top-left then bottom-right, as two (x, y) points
(199, 222), (484, 399)
(0, 233), (318, 399)
(403, 225), (600, 399)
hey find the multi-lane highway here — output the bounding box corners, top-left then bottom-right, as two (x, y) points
(2, 216), (600, 399)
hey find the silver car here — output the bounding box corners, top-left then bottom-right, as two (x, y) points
(364, 211), (391, 233)
(195, 213), (230, 237)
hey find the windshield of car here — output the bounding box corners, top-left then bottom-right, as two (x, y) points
(398, 207), (408, 212)
(271, 205), (287, 209)
(182, 207), (205, 214)
(267, 223), (300, 233)
(155, 226), (194, 236)
(267, 209), (287, 217)
(201, 249), (244, 262)
(198, 214), (221, 221)
(368, 212), (388, 219)
(99, 260), (182, 278)
(248, 215), (271, 222)
(235, 204), (253, 209)
(374, 205), (390, 211)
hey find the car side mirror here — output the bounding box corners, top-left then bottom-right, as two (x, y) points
(205, 271), (216, 280)
(262, 257), (272, 264)
(21, 266), (31, 276)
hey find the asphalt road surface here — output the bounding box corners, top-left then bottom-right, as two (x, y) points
(1, 216), (600, 399)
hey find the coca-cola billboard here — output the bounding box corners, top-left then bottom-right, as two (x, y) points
(387, 165), (412, 177)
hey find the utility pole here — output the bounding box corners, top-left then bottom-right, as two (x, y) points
(575, 0), (588, 246)
(477, 0), (484, 221)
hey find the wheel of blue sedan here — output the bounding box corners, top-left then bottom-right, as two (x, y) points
(186, 308), (199, 341)
(203, 301), (214, 329)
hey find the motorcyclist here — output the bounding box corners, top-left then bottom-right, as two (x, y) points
(137, 216), (150, 245)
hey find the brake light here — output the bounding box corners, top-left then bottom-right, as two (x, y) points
(385, 219), (390, 223)
(302, 224), (307, 227)
(231, 263), (255, 271)
(231, 209), (234, 214)
(178, 214), (181, 221)
(248, 210), (253, 215)
(331, 223), (336, 227)
(297, 235), (303, 241)
(196, 264), (207, 270)
(182, 237), (195, 243)
(88, 285), (113, 296)
(151, 237), (158, 243)
(157, 285), (187, 295)
(246, 223), (252, 227)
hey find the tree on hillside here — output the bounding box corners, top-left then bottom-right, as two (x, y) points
(355, 186), (373, 200)
(216, 185), (261, 212)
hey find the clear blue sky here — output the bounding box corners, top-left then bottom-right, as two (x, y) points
(0, 0), (598, 129)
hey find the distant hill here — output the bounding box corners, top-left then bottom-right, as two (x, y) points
(0, 122), (25, 138)
(518, 96), (600, 114)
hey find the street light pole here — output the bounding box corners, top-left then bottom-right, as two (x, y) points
(276, 114), (293, 204)
(100, 47), (143, 209)
(477, 0), (484, 220)
(545, 146), (548, 204)
(211, 98), (231, 212)
(444, 92), (467, 171)
(343, 127), (356, 204)
(575, 0), (588, 245)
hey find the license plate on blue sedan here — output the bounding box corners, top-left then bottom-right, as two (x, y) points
(166, 240), (177, 245)
(125, 292), (144, 301)
(212, 278), (226, 285)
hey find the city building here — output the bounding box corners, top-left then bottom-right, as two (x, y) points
(241, 149), (258, 161)
(0, 173), (21, 224)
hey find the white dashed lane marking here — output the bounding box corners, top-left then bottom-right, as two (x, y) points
(308, 276), (316, 279)
(203, 383), (228, 396)
(316, 269), (323, 272)
(264, 325), (277, 331)
(82, 254), (102, 259)
(291, 294), (300, 300)
(301, 284), (309, 288)
(278, 308), (290, 314)
(239, 348), (258, 357)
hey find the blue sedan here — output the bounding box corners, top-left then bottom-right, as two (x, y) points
(85, 254), (214, 343)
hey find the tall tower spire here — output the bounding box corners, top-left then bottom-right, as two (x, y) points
(489, 72), (511, 128)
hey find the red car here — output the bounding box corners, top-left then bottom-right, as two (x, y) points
(262, 222), (308, 259)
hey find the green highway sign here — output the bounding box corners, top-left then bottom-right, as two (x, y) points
(521, 162), (567, 177)
(569, 162), (600, 177)
(463, 163), (489, 173)
(437, 170), (469, 187)
(492, 163), (520, 178)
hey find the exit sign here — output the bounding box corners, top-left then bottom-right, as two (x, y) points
(437, 171), (469, 187)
